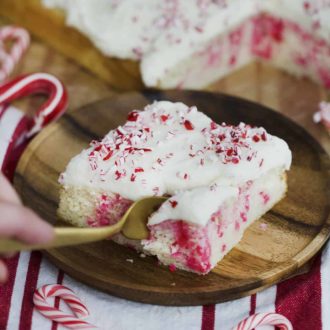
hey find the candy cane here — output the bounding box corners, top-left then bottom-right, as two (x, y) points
(0, 26), (30, 81)
(0, 73), (67, 178)
(0, 72), (68, 136)
(34, 285), (97, 329)
(232, 312), (293, 330)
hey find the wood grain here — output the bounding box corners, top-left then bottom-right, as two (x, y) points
(14, 91), (330, 306)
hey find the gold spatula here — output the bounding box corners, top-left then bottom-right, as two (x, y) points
(0, 196), (167, 253)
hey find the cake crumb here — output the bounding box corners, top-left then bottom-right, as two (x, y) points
(259, 223), (268, 231)
(139, 253), (146, 258)
(126, 258), (134, 263)
(170, 282), (176, 286)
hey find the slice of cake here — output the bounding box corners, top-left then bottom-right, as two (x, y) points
(58, 101), (292, 274)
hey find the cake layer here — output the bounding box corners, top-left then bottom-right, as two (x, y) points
(58, 187), (132, 228)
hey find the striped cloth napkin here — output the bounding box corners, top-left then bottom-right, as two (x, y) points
(0, 248), (327, 329)
(0, 97), (328, 330)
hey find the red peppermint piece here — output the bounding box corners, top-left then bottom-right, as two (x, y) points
(183, 120), (194, 130)
(127, 111), (139, 121)
(169, 200), (178, 208)
(219, 134), (226, 141)
(252, 135), (260, 142)
(130, 173), (136, 182)
(210, 121), (217, 130)
(115, 170), (122, 180)
(103, 150), (113, 161)
(116, 128), (124, 136)
(160, 114), (169, 122)
(94, 145), (102, 152)
(226, 148), (234, 156)
(134, 167), (144, 173)
(303, 1), (310, 10)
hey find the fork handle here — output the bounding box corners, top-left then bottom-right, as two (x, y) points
(0, 221), (124, 252)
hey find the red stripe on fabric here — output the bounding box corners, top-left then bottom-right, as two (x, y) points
(201, 305), (215, 330)
(0, 103), (9, 118)
(51, 270), (64, 330)
(0, 255), (20, 329)
(276, 255), (322, 330)
(19, 251), (43, 330)
(249, 294), (256, 316)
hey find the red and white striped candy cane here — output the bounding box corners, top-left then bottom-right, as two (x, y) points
(34, 285), (97, 329)
(0, 26), (30, 81)
(0, 73), (68, 178)
(232, 312), (293, 330)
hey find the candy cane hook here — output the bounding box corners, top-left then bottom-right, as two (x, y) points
(34, 285), (97, 329)
(0, 73), (68, 178)
(0, 72), (68, 136)
(232, 312), (293, 330)
(0, 26), (30, 81)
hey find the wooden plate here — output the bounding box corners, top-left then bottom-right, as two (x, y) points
(14, 90), (330, 306)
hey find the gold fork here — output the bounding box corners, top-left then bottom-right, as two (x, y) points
(0, 196), (167, 252)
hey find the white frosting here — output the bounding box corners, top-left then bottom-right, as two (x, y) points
(43, 0), (330, 86)
(148, 184), (238, 227)
(43, 0), (256, 61)
(61, 101), (292, 206)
